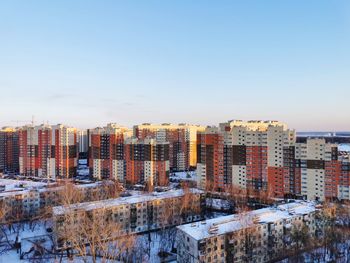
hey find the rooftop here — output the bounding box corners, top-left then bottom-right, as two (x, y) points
(53, 188), (203, 216)
(0, 179), (49, 192)
(177, 200), (316, 241)
(0, 179), (112, 198)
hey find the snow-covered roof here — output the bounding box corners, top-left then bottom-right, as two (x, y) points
(0, 179), (50, 197)
(177, 200), (316, 241)
(0, 179), (112, 198)
(53, 188), (204, 216)
(0, 179), (48, 189)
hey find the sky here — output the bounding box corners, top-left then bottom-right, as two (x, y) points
(0, 0), (349, 131)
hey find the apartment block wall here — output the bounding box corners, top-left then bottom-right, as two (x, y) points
(198, 121), (296, 197)
(52, 125), (78, 178)
(0, 127), (19, 174)
(197, 120), (350, 201)
(89, 124), (131, 181)
(124, 137), (170, 187)
(196, 127), (224, 191)
(53, 189), (205, 249)
(295, 138), (350, 201)
(78, 130), (89, 153)
(338, 152), (350, 200)
(19, 124), (52, 177)
(0, 181), (116, 222)
(177, 202), (317, 263)
(224, 121), (295, 197)
(18, 124), (77, 179)
(134, 123), (205, 171)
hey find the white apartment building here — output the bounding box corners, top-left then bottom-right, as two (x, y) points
(177, 201), (317, 263)
(296, 138), (337, 201)
(53, 188), (205, 249)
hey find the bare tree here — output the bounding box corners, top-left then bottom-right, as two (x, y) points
(225, 209), (259, 263)
(59, 180), (84, 206)
(0, 200), (13, 254)
(238, 209), (258, 263)
(180, 184), (201, 222)
(104, 179), (122, 199)
(58, 207), (135, 263)
(289, 223), (310, 263)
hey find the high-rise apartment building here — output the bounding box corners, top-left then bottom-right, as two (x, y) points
(196, 127), (224, 191)
(78, 129), (89, 154)
(296, 138), (350, 201)
(197, 120), (350, 201)
(124, 137), (170, 187)
(134, 123), (205, 171)
(0, 127), (19, 175)
(18, 124), (77, 179)
(197, 120), (295, 196)
(52, 124), (78, 178)
(220, 120), (296, 197)
(89, 124), (132, 180)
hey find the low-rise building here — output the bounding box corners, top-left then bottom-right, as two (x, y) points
(177, 201), (317, 263)
(0, 179), (116, 222)
(53, 188), (205, 249)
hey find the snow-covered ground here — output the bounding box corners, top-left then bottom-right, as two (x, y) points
(277, 241), (350, 263)
(0, 220), (54, 263)
(76, 159), (90, 177)
(0, 208), (229, 263)
(78, 159), (88, 166)
(206, 198), (233, 211)
(339, 143), (350, 152)
(170, 171), (197, 182)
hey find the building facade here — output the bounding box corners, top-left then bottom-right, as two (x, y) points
(78, 129), (89, 154)
(18, 124), (78, 179)
(124, 137), (170, 187)
(196, 127), (224, 191)
(177, 201), (317, 263)
(0, 127), (19, 175)
(296, 138), (350, 201)
(134, 123), (205, 171)
(0, 179), (117, 222)
(197, 120), (296, 196)
(220, 120), (296, 197)
(89, 124), (131, 180)
(53, 188), (205, 249)
(196, 120), (350, 201)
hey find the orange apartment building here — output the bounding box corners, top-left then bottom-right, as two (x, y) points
(18, 124), (78, 179)
(134, 123), (205, 171)
(89, 124), (131, 180)
(196, 127), (224, 191)
(197, 120), (350, 201)
(124, 137), (170, 187)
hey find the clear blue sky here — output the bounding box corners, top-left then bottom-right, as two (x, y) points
(1, 0), (349, 131)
